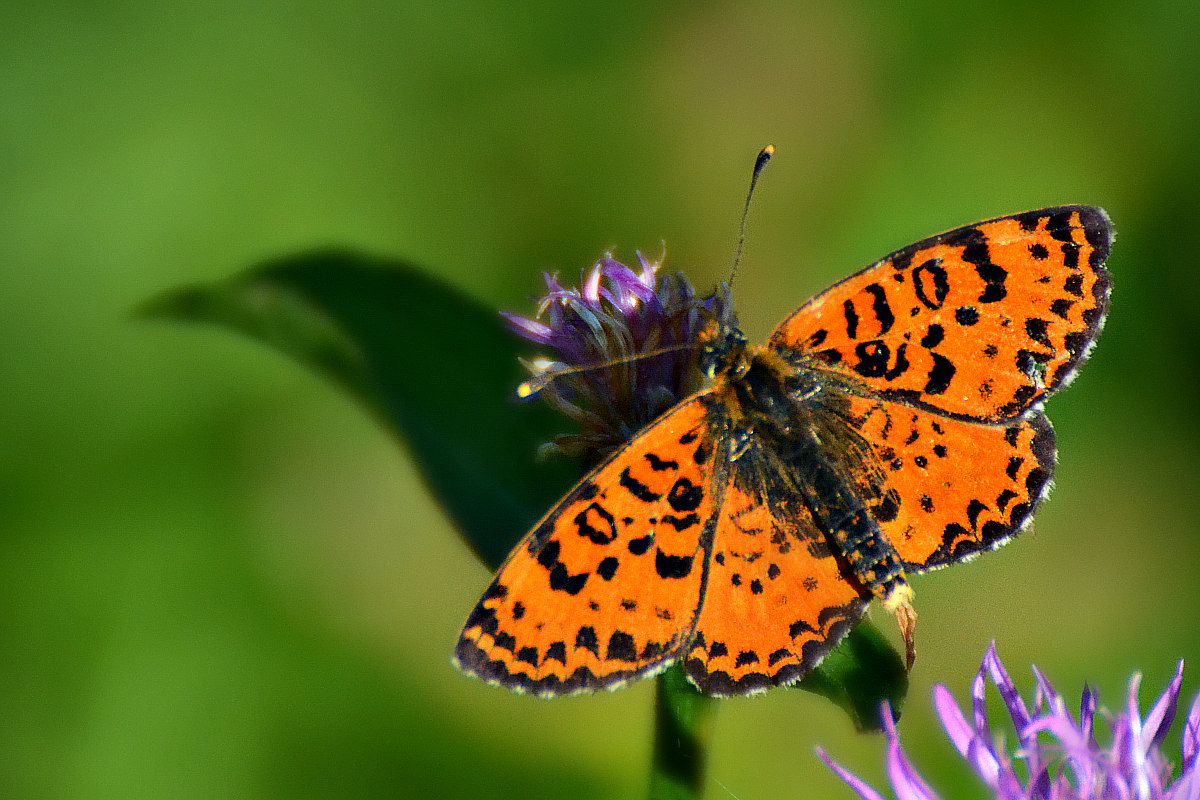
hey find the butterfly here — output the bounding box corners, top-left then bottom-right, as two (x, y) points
(455, 206), (1112, 697)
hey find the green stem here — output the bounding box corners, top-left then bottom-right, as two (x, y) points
(648, 665), (719, 800)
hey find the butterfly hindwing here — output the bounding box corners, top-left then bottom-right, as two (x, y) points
(845, 395), (1057, 571)
(455, 393), (728, 695)
(769, 206), (1112, 423)
(683, 434), (869, 696)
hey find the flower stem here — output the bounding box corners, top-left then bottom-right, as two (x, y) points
(648, 664), (719, 800)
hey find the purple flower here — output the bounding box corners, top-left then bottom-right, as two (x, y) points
(502, 252), (729, 459)
(819, 643), (1200, 800)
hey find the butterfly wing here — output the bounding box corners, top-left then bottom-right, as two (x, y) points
(455, 393), (729, 696)
(682, 432), (869, 696)
(841, 395), (1056, 571)
(770, 206), (1112, 423)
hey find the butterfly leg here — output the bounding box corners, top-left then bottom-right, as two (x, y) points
(883, 583), (917, 670)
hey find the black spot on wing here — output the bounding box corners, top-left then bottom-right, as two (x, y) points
(536, 540), (561, 570)
(1025, 318), (1052, 348)
(1050, 298), (1074, 319)
(655, 550), (695, 579)
(575, 626), (599, 656)
(597, 556), (619, 581)
(913, 258), (949, 309)
(864, 282), (895, 334)
(548, 563), (588, 595)
(959, 228), (1008, 303)
(606, 631), (638, 662)
(923, 353), (956, 394)
(955, 306), (979, 326)
(920, 324), (944, 348)
(619, 468), (660, 502)
(966, 499), (988, 530)
(843, 298), (860, 339)
(660, 513), (701, 531)
(735, 651), (760, 667)
(574, 502), (618, 544)
(628, 535), (653, 555)
(545, 640), (567, 665)
(667, 478), (703, 512)
(645, 452), (679, 471)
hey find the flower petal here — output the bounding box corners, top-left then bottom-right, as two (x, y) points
(1032, 665), (1067, 722)
(972, 653), (991, 736)
(1168, 763), (1200, 800)
(1142, 661), (1185, 750)
(984, 643), (1033, 734)
(1024, 711), (1098, 794)
(582, 261), (603, 307)
(932, 685), (1003, 790)
(816, 748), (893, 800)
(933, 684), (974, 757)
(500, 311), (554, 345)
(1123, 672), (1156, 800)
(1182, 689), (1200, 773)
(820, 650), (1197, 800)
(1080, 682), (1097, 745)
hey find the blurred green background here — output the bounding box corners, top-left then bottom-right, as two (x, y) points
(5, 2), (1200, 798)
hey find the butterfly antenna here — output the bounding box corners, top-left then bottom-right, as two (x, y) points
(729, 144), (774, 287)
(517, 342), (699, 399)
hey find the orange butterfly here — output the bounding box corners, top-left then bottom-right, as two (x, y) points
(456, 206), (1111, 696)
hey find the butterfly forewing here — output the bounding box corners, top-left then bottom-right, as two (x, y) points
(455, 394), (728, 695)
(769, 206), (1112, 423)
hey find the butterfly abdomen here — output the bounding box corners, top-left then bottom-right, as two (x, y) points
(722, 353), (908, 601)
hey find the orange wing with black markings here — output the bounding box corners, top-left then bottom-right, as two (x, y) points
(844, 395), (1056, 571)
(683, 439), (869, 696)
(770, 206), (1112, 423)
(454, 393), (729, 695)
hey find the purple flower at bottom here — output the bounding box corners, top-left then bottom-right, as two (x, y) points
(502, 252), (730, 460)
(819, 643), (1200, 800)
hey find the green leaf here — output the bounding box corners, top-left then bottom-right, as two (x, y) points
(645, 620), (906, 800)
(649, 666), (718, 800)
(795, 619), (908, 732)
(140, 250), (577, 569)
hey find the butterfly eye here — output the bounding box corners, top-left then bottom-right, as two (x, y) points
(699, 323), (749, 380)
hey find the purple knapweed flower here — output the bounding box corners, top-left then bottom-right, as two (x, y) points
(502, 252), (730, 459)
(819, 643), (1200, 800)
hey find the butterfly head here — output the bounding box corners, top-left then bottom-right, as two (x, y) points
(697, 281), (749, 380)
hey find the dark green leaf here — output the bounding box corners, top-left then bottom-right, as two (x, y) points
(795, 619), (908, 732)
(649, 666), (717, 800)
(140, 250), (577, 569)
